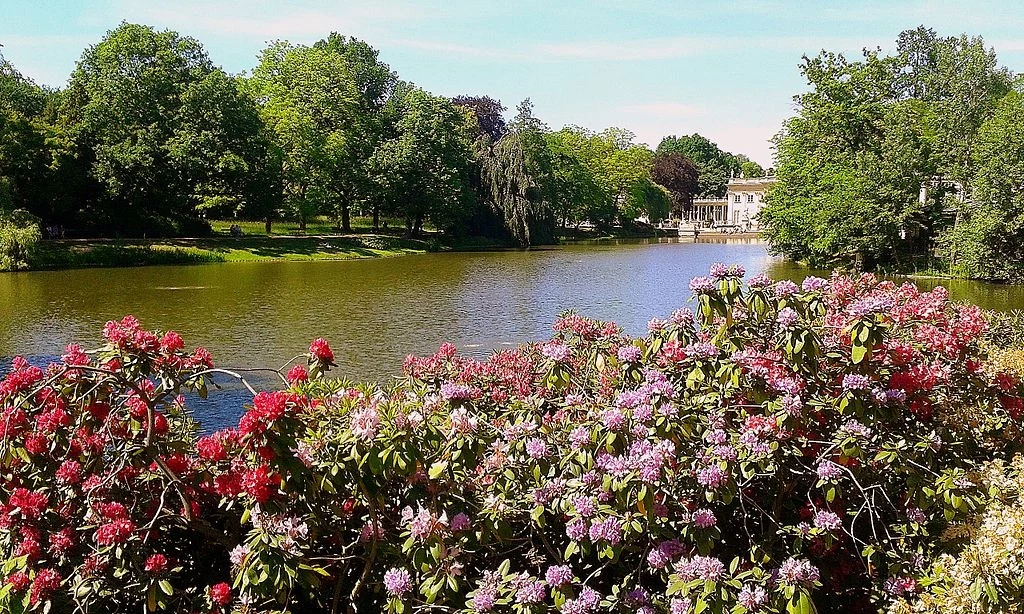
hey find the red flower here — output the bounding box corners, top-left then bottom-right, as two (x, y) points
(213, 472), (243, 497)
(287, 364), (308, 384)
(23, 433), (48, 456)
(48, 527), (76, 556)
(253, 391), (288, 422)
(55, 459), (82, 485)
(189, 347), (214, 369)
(160, 331), (184, 353)
(6, 571), (30, 592)
(95, 519), (135, 546)
(29, 568), (61, 605)
(241, 465), (278, 504)
(197, 436), (227, 462)
(308, 338), (335, 364)
(209, 582), (232, 606)
(96, 501), (129, 520)
(145, 553), (169, 574)
(10, 488), (48, 520)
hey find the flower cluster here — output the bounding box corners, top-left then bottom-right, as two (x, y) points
(2, 267), (1022, 614)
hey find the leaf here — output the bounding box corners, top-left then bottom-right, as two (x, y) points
(851, 344), (868, 364)
(428, 461), (448, 479)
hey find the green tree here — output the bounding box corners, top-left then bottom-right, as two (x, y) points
(59, 23), (269, 235)
(370, 87), (476, 236)
(760, 28), (1010, 272)
(739, 159), (765, 178)
(941, 89), (1024, 280)
(477, 100), (557, 246)
(0, 51), (68, 220)
(657, 133), (734, 198)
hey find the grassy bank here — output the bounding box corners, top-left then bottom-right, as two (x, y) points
(29, 234), (430, 270)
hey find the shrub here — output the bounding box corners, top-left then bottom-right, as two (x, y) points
(0, 209), (41, 271)
(893, 456), (1024, 614)
(0, 267), (1022, 613)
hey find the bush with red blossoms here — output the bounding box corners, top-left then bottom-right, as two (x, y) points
(2, 271), (1024, 613)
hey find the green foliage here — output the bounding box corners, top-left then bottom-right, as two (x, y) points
(0, 209), (41, 270)
(762, 28), (1015, 275)
(656, 133), (739, 198)
(940, 91), (1024, 280)
(370, 88), (477, 235)
(59, 22), (272, 234)
(477, 99), (558, 245)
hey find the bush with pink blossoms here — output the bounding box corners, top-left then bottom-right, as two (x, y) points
(1, 269), (1024, 614)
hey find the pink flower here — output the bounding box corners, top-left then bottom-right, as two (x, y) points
(384, 568), (412, 596)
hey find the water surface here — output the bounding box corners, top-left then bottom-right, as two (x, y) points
(2, 238), (1021, 429)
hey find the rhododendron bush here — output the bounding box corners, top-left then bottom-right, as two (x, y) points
(1, 267), (1023, 614)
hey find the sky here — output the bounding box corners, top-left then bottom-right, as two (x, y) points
(2, 0), (1024, 165)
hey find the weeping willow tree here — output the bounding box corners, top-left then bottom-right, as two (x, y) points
(477, 100), (556, 246)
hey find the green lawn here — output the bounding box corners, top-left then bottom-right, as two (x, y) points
(30, 234), (431, 270)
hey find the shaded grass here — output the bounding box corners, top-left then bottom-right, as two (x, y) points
(208, 216), (433, 237)
(30, 235), (431, 271)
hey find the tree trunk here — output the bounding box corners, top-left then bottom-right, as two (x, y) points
(299, 215), (307, 233)
(265, 217), (272, 235)
(372, 205), (380, 232)
(341, 205), (351, 233)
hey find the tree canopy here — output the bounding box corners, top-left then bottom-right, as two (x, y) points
(760, 27), (1018, 277)
(1, 23), (765, 245)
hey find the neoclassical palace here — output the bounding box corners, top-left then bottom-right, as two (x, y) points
(683, 176), (776, 231)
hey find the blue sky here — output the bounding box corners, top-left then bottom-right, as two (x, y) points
(2, 0), (1023, 165)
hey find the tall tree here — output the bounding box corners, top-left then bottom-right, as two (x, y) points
(60, 23), (270, 235)
(941, 87), (1024, 280)
(477, 100), (556, 245)
(452, 95), (507, 142)
(370, 87), (476, 236)
(246, 40), (364, 232)
(651, 152), (699, 218)
(760, 28), (1011, 271)
(657, 134), (735, 198)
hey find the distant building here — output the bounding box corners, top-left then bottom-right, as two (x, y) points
(725, 177), (775, 231)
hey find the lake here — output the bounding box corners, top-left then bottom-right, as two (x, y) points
(2, 238), (1022, 429)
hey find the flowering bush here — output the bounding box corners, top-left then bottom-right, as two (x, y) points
(1, 267), (1023, 613)
(890, 455), (1024, 614)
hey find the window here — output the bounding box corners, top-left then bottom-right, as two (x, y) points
(747, 194), (755, 203)
(733, 194), (741, 203)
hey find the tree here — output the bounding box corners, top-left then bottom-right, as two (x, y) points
(369, 87), (476, 236)
(452, 95), (507, 142)
(739, 159), (765, 178)
(246, 40), (364, 232)
(760, 28), (1011, 272)
(651, 152), (699, 219)
(657, 134), (734, 198)
(477, 100), (556, 245)
(940, 89), (1024, 280)
(0, 52), (52, 214)
(629, 177), (672, 223)
(314, 34), (396, 231)
(59, 23), (269, 235)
